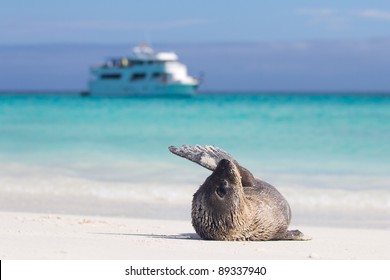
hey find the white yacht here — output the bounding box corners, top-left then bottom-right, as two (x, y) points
(88, 44), (198, 97)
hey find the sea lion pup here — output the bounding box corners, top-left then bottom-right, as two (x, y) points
(169, 145), (310, 241)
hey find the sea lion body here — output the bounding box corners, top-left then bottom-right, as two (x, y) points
(169, 145), (309, 241)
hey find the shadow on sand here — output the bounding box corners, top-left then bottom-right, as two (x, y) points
(93, 232), (201, 240)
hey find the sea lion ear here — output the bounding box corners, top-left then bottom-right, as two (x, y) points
(237, 165), (256, 187)
(168, 144), (238, 171)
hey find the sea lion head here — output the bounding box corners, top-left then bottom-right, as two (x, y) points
(191, 159), (249, 240)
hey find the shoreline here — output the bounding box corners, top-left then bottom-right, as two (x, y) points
(1, 210), (389, 260)
(1, 191), (389, 230)
(1, 161), (389, 231)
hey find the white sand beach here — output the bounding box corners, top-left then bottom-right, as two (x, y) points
(1, 211), (389, 260)
(0, 162), (389, 260)
(1, 163), (389, 260)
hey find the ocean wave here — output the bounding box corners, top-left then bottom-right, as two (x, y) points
(1, 162), (389, 214)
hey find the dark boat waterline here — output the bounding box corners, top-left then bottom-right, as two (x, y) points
(1, 90), (390, 97)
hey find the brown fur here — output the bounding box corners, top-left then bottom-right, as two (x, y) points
(191, 159), (309, 241)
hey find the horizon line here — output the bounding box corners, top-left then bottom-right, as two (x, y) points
(2, 36), (390, 47)
(1, 90), (389, 97)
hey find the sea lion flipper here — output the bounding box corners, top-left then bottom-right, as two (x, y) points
(279, 229), (312, 241)
(168, 145), (237, 171)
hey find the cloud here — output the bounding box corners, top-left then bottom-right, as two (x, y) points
(0, 18), (210, 33)
(296, 8), (337, 17)
(356, 9), (390, 21)
(55, 19), (210, 31)
(0, 17), (210, 43)
(295, 8), (348, 30)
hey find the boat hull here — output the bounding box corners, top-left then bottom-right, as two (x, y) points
(88, 81), (197, 97)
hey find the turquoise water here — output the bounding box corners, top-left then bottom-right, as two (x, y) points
(0, 93), (389, 224)
(1, 94), (389, 176)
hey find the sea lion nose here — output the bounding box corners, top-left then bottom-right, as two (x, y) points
(217, 159), (234, 170)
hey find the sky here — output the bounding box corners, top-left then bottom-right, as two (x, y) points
(1, 0), (390, 91)
(2, 0), (390, 43)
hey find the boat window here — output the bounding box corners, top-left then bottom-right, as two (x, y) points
(133, 60), (144, 66)
(113, 60), (122, 67)
(152, 72), (162, 79)
(131, 73), (146, 81)
(101, 73), (122, 79)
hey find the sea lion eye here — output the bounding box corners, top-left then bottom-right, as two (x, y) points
(216, 181), (228, 198)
